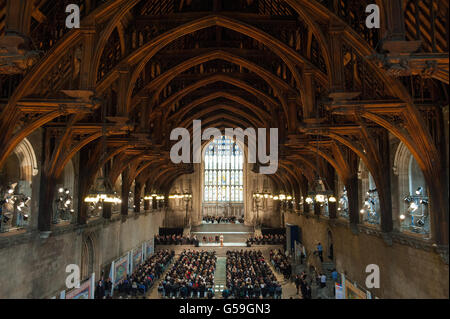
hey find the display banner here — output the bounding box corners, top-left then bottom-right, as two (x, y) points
(145, 238), (154, 258)
(114, 254), (129, 285)
(65, 277), (92, 299)
(335, 283), (345, 299)
(345, 278), (367, 299)
(132, 246), (143, 271)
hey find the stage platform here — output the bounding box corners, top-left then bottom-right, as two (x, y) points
(190, 223), (254, 246)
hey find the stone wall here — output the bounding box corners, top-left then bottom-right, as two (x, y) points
(0, 211), (163, 299)
(284, 213), (449, 299)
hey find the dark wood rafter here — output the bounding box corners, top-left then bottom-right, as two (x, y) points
(0, 0), (446, 248)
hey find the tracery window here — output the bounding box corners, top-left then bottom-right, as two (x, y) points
(204, 136), (243, 202)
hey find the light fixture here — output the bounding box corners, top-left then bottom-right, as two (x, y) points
(315, 194), (325, 203)
(400, 214), (406, 220)
(328, 196), (337, 202)
(409, 202), (418, 212)
(415, 187), (423, 195)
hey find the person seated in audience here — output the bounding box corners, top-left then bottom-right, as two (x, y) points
(270, 249), (291, 279)
(117, 249), (174, 298)
(225, 250), (281, 299)
(247, 234), (286, 245)
(155, 233), (196, 246)
(161, 249), (217, 299)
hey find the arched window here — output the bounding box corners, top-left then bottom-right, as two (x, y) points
(203, 136), (243, 203)
(358, 160), (380, 226)
(394, 142), (429, 236)
(0, 138), (37, 232)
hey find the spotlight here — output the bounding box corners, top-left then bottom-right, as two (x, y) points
(315, 194), (325, 203)
(58, 188), (64, 193)
(399, 214), (406, 220)
(409, 202), (418, 212)
(415, 187), (423, 195)
(328, 196), (336, 202)
(420, 199), (428, 205)
(65, 188), (70, 194)
(360, 209), (365, 214)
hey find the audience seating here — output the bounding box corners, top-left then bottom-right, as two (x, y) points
(270, 249), (292, 279)
(114, 249), (174, 298)
(160, 249), (216, 299)
(225, 250), (282, 299)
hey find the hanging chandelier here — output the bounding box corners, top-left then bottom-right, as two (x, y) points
(253, 190), (272, 200)
(305, 177), (336, 204)
(83, 101), (121, 206)
(306, 128), (336, 205)
(144, 193), (165, 200)
(168, 190), (191, 200)
(84, 177), (122, 204)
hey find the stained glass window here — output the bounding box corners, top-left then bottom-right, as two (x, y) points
(204, 136), (243, 202)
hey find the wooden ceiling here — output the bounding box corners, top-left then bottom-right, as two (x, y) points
(0, 0), (448, 238)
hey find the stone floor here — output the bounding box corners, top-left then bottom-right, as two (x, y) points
(147, 244), (302, 299)
(144, 223), (305, 299)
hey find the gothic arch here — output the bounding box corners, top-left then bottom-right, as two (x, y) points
(12, 137), (39, 183)
(80, 233), (97, 281)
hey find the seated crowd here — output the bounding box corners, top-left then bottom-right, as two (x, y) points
(114, 249), (174, 298)
(159, 249), (216, 299)
(270, 249), (291, 279)
(224, 250), (282, 299)
(203, 216), (244, 224)
(155, 234), (199, 246)
(247, 234), (286, 245)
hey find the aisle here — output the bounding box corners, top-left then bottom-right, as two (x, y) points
(264, 252), (301, 299)
(147, 254), (177, 299)
(214, 257), (227, 297)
